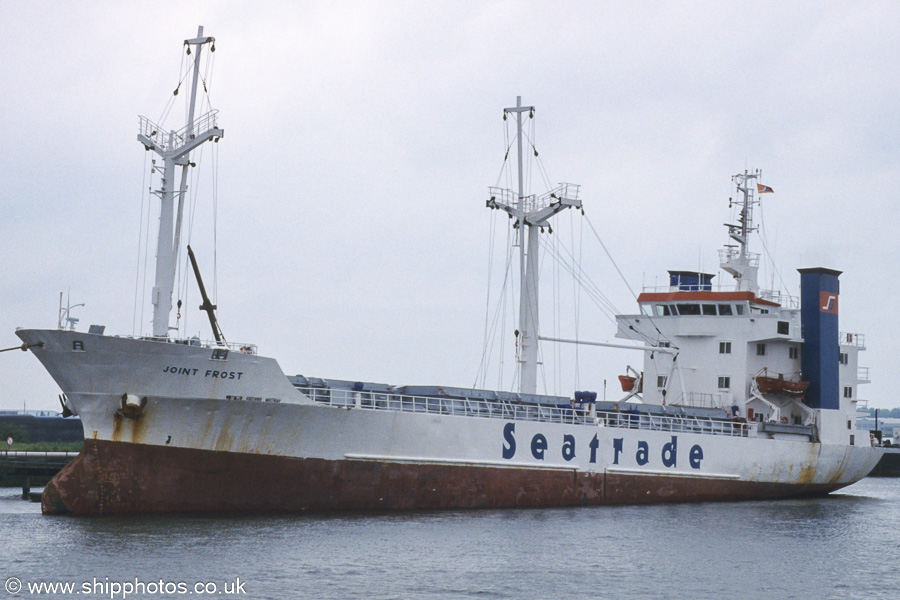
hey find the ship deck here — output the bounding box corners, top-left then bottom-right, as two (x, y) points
(292, 381), (752, 439)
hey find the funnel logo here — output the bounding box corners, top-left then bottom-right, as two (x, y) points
(820, 291), (839, 314)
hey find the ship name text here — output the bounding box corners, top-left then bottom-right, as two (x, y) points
(162, 365), (244, 379)
(501, 422), (704, 469)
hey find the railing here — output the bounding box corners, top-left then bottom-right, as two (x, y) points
(487, 183), (581, 214)
(545, 182), (581, 203)
(138, 110), (220, 153)
(841, 332), (866, 348)
(174, 109), (220, 142)
(138, 115), (166, 148)
(1, 450), (80, 459)
(758, 289), (800, 309)
(638, 282), (799, 308)
(673, 392), (728, 409)
(718, 247), (760, 267)
(295, 387), (750, 438)
(857, 367), (871, 383)
(125, 335), (258, 355)
(170, 337), (257, 355)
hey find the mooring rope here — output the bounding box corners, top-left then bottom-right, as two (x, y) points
(0, 341), (44, 353)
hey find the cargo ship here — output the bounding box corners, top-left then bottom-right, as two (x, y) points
(16, 29), (882, 514)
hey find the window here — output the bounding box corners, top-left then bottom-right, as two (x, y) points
(702, 304), (717, 315)
(735, 305), (745, 315)
(789, 347), (799, 360)
(793, 415), (802, 425)
(658, 341), (671, 348)
(719, 341), (732, 354)
(850, 434), (855, 446)
(843, 386), (853, 399)
(717, 376), (731, 389)
(72, 340), (84, 351)
(777, 321), (789, 335)
(211, 348), (229, 361)
(676, 304), (701, 315)
(760, 309), (769, 314)
(756, 343), (766, 356)
(656, 305), (670, 316)
(718, 304), (733, 316)
(847, 420), (852, 430)
(839, 353), (848, 365)
(657, 375), (668, 389)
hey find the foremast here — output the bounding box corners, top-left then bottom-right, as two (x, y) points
(137, 26), (223, 339)
(719, 170), (765, 294)
(486, 97), (581, 395)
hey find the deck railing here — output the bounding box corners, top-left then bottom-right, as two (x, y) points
(295, 387), (749, 438)
(841, 332), (866, 348)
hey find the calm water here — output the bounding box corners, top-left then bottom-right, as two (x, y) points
(2, 479), (898, 600)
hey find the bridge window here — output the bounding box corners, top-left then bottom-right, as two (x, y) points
(718, 304), (733, 316)
(702, 304), (717, 315)
(676, 304), (701, 315)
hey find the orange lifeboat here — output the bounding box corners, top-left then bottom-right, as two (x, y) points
(618, 375), (636, 392)
(756, 372), (810, 397)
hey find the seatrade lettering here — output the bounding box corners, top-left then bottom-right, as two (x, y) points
(162, 365), (244, 379)
(501, 422), (704, 469)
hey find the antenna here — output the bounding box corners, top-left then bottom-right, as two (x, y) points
(58, 291), (85, 330)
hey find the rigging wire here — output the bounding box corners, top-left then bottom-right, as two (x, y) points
(476, 208), (498, 387)
(571, 209), (583, 389)
(756, 201), (790, 295)
(139, 168), (154, 335)
(582, 214), (674, 347)
(133, 152), (149, 336)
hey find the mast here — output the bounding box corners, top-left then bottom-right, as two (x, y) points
(720, 170), (761, 293)
(137, 26), (223, 339)
(486, 97), (582, 395)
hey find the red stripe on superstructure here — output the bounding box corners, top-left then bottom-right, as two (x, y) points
(636, 291), (780, 307)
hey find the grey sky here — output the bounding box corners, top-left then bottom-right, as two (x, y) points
(2, 1), (898, 411)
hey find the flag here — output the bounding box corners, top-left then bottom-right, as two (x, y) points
(757, 183), (774, 193)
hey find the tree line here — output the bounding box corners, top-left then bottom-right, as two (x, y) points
(868, 408), (900, 419)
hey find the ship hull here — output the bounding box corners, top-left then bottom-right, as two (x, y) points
(44, 438), (856, 515)
(17, 329), (883, 515)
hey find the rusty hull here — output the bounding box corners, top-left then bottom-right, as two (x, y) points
(42, 440), (851, 515)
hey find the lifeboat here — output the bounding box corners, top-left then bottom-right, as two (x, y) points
(756, 372), (810, 397)
(618, 375), (636, 392)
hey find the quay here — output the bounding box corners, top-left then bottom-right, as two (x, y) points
(0, 451), (79, 500)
